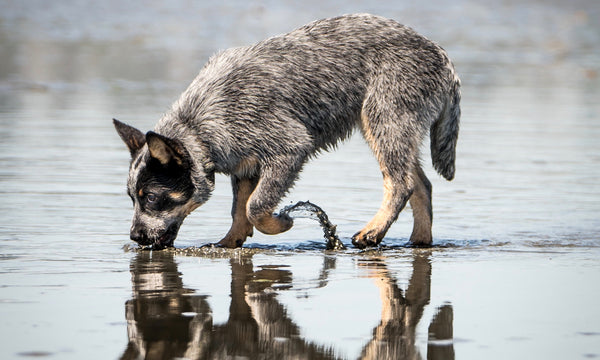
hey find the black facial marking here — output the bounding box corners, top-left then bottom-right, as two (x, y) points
(136, 157), (194, 213)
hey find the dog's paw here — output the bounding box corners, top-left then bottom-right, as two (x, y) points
(214, 237), (245, 249)
(351, 229), (382, 249)
(252, 213), (293, 235)
(214, 225), (253, 249)
(409, 231), (433, 246)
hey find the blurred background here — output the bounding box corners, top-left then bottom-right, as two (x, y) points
(2, 0), (598, 95)
(1, 0), (598, 242)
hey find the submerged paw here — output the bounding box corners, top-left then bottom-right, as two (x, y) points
(351, 230), (381, 249)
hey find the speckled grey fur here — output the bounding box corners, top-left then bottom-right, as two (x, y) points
(115, 13), (461, 248)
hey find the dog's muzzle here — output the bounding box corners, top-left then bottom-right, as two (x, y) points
(130, 223), (179, 249)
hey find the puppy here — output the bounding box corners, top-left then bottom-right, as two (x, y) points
(114, 14), (461, 249)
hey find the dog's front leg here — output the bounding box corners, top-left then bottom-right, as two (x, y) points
(217, 176), (258, 248)
(246, 160), (303, 236)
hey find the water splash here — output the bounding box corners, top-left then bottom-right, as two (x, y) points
(279, 201), (346, 250)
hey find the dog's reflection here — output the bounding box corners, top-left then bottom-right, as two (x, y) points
(120, 251), (212, 359)
(121, 250), (454, 359)
(358, 252), (454, 360)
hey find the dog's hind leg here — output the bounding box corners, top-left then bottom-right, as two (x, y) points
(352, 91), (425, 248)
(351, 166), (413, 248)
(217, 176), (258, 248)
(408, 162), (433, 245)
(246, 158), (305, 236)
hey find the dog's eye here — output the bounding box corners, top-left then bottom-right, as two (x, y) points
(146, 193), (157, 203)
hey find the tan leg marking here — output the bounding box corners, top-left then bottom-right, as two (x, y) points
(408, 165), (432, 245)
(352, 174), (399, 247)
(353, 110), (402, 247)
(249, 210), (293, 235)
(217, 178), (255, 248)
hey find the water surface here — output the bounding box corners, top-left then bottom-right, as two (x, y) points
(1, 0), (599, 359)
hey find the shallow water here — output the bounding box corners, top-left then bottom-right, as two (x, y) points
(1, 0), (600, 359)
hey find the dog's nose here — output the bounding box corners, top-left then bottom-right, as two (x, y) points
(130, 224), (145, 242)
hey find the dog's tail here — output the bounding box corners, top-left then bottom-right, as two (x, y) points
(430, 72), (461, 181)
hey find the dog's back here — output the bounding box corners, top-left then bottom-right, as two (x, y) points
(158, 14), (459, 174)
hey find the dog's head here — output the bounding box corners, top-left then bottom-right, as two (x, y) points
(113, 119), (212, 249)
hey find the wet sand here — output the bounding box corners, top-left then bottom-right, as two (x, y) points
(1, 1), (599, 359)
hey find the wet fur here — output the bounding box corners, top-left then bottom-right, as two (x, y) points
(114, 14), (461, 249)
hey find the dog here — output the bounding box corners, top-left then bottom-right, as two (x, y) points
(113, 13), (461, 249)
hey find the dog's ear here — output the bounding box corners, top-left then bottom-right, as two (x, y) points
(113, 119), (146, 157)
(146, 131), (189, 167)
